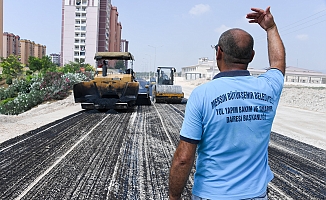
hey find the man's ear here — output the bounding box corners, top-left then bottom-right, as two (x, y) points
(216, 46), (222, 60)
(249, 50), (255, 63)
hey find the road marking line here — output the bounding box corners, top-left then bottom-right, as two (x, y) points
(15, 114), (109, 200)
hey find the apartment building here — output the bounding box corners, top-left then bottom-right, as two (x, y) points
(109, 6), (121, 52)
(50, 53), (61, 66)
(2, 32), (20, 58)
(61, 0), (123, 67)
(20, 40), (46, 65)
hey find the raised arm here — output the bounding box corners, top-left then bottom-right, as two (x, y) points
(246, 7), (286, 75)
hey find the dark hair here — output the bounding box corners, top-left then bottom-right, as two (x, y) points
(218, 28), (254, 65)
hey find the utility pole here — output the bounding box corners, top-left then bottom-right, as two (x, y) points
(148, 45), (163, 78)
(145, 54), (151, 80)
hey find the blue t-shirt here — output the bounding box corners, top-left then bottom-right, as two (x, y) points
(180, 69), (284, 199)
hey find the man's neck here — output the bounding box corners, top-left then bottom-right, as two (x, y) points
(219, 63), (248, 72)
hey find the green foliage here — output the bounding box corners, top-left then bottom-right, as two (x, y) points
(0, 55), (95, 115)
(0, 98), (15, 106)
(40, 56), (58, 73)
(59, 61), (82, 73)
(0, 79), (31, 101)
(40, 72), (71, 100)
(6, 77), (12, 85)
(0, 55), (23, 78)
(83, 63), (95, 72)
(28, 56), (57, 74)
(0, 71), (91, 115)
(0, 90), (45, 115)
(28, 56), (42, 72)
(26, 70), (33, 76)
(58, 61), (95, 75)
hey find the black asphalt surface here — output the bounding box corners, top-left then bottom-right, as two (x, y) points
(0, 104), (325, 199)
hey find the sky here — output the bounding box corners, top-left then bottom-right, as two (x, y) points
(3, 1), (326, 73)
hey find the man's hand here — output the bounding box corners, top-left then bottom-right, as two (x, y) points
(247, 6), (285, 75)
(246, 6), (276, 31)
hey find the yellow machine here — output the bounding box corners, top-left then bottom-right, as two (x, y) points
(152, 67), (184, 103)
(73, 52), (151, 111)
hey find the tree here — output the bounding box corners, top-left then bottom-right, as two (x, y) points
(60, 61), (94, 73)
(28, 56), (42, 72)
(40, 56), (57, 73)
(0, 55), (23, 79)
(28, 56), (57, 73)
(115, 60), (126, 71)
(61, 61), (82, 73)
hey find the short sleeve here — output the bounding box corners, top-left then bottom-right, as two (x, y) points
(258, 69), (284, 97)
(180, 87), (203, 142)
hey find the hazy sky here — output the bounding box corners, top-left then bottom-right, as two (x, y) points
(4, 1), (326, 73)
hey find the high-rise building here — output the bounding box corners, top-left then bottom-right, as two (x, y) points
(2, 32), (20, 59)
(50, 53), (61, 66)
(0, 0), (3, 58)
(61, 0), (124, 67)
(2, 32), (45, 65)
(120, 39), (129, 53)
(20, 40), (46, 65)
(109, 6), (122, 52)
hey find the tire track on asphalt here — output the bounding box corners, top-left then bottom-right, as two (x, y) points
(269, 141), (326, 171)
(152, 103), (174, 146)
(2, 104), (325, 199)
(268, 182), (294, 200)
(271, 131), (326, 164)
(269, 143), (326, 199)
(106, 111), (137, 199)
(15, 114), (110, 200)
(147, 104), (174, 199)
(25, 112), (131, 199)
(155, 104), (195, 195)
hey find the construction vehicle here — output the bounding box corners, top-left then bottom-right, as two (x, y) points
(73, 52), (151, 111)
(152, 66), (184, 103)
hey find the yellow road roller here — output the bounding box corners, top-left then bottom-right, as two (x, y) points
(152, 66), (184, 103)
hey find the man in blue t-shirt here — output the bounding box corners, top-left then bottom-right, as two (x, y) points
(169, 7), (285, 200)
